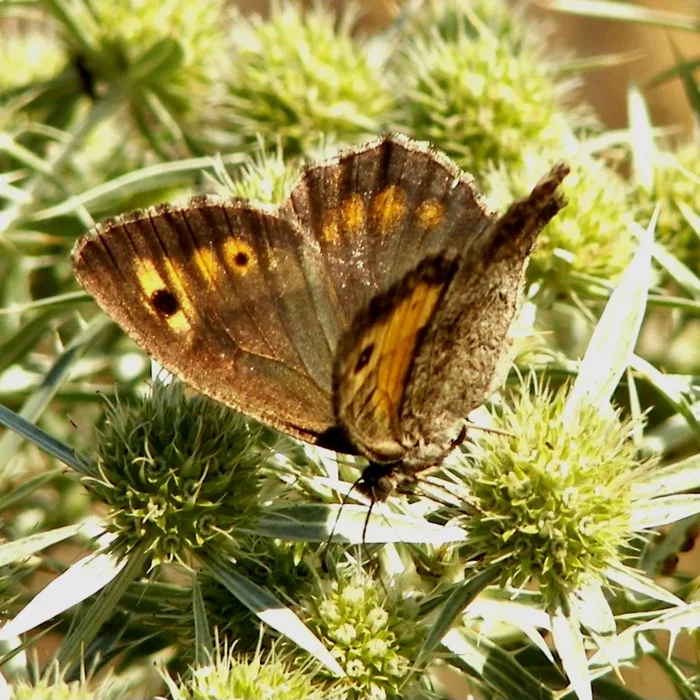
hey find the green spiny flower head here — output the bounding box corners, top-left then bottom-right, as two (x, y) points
(8, 662), (125, 700)
(166, 639), (327, 700)
(632, 139), (700, 271)
(0, 28), (66, 92)
(303, 570), (423, 699)
(80, 380), (266, 566)
(85, 0), (225, 116)
(458, 379), (645, 606)
(486, 150), (636, 287)
(223, 1), (395, 156)
(397, 17), (574, 176)
(226, 146), (301, 206)
(405, 0), (536, 52)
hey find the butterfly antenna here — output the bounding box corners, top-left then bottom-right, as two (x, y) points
(321, 473), (365, 562)
(361, 495), (376, 561)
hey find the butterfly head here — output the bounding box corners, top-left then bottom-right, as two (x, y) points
(355, 462), (404, 503)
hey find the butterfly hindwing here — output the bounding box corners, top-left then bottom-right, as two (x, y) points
(333, 254), (458, 464)
(73, 198), (337, 442)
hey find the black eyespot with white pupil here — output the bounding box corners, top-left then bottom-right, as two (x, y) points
(151, 288), (179, 316)
(355, 344), (374, 373)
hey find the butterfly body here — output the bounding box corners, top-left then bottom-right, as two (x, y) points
(73, 134), (568, 502)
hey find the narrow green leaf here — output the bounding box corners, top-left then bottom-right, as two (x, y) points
(0, 314), (110, 476)
(201, 549), (345, 677)
(0, 523), (88, 568)
(637, 601), (700, 638)
(536, 0), (700, 31)
(418, 564), (499, 664)
(629, 494), (700, 530)
(652, 241), (700, 299)
(192, 574), (214, 666)
(465, 589), (553, 662)
(253, 503), (467, 544)
(551, 605), (591, 700)
(605, 564), (684, 607)
(0, 404), (82, 473)
(631, 354), (700, 437)
(442, 627), (554, 700)
(627, 83), (655, 191)
(0, 291), (91, 318)
(563, 217), (653, 419)
(669, 38), (700, 122)
(0, 469), (61, 512)
(647, 57), (700, 89)
(54, 543), (148, 669)
(632, 453), (700, 498)
(0, 543), (125, 641)
(555, 50), (644, 76)
(0, 310), (66, 374)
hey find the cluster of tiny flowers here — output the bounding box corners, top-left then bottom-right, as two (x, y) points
(303, 571), (422, 699)
(398, 25), (573, 177)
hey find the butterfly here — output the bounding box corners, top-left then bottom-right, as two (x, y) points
(72, 134), (569, 501)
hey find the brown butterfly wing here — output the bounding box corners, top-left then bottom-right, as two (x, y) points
(333, 255), (458, 464)
(332, 164), (569, 472)
(400, 164), (571, 452)
(73, 198), (337, 443)
(284, 133), (495, 326)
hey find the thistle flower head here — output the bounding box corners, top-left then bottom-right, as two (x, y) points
(455, 379), (648, 607)
(405, 0), (537, 51)
(86, 0), (225, 116)
(7, 661), (124, 700)
(397, 16), (574, 176)
(223, 2), (395, 155)
(79, 381), (267, 566)
(226, 146), (301, 206)
(166, 638), (326, 700)
(486, 151), (637, 286)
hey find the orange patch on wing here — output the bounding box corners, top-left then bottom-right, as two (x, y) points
(134, 258), (192, 333)
(192, 247), (219, 281)
(341, 193), (366, 235)
(222, 238), (256, 275)
(321, 209), (340, 245)
(349, 279), (445, 438)
(370, 186), (408, 234)
(376, 280), (443, 418)
(415, 199), (444, 231)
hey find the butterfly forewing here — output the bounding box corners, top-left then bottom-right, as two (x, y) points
(73, 199), (336, 442)
(285, 133), (494, 326)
